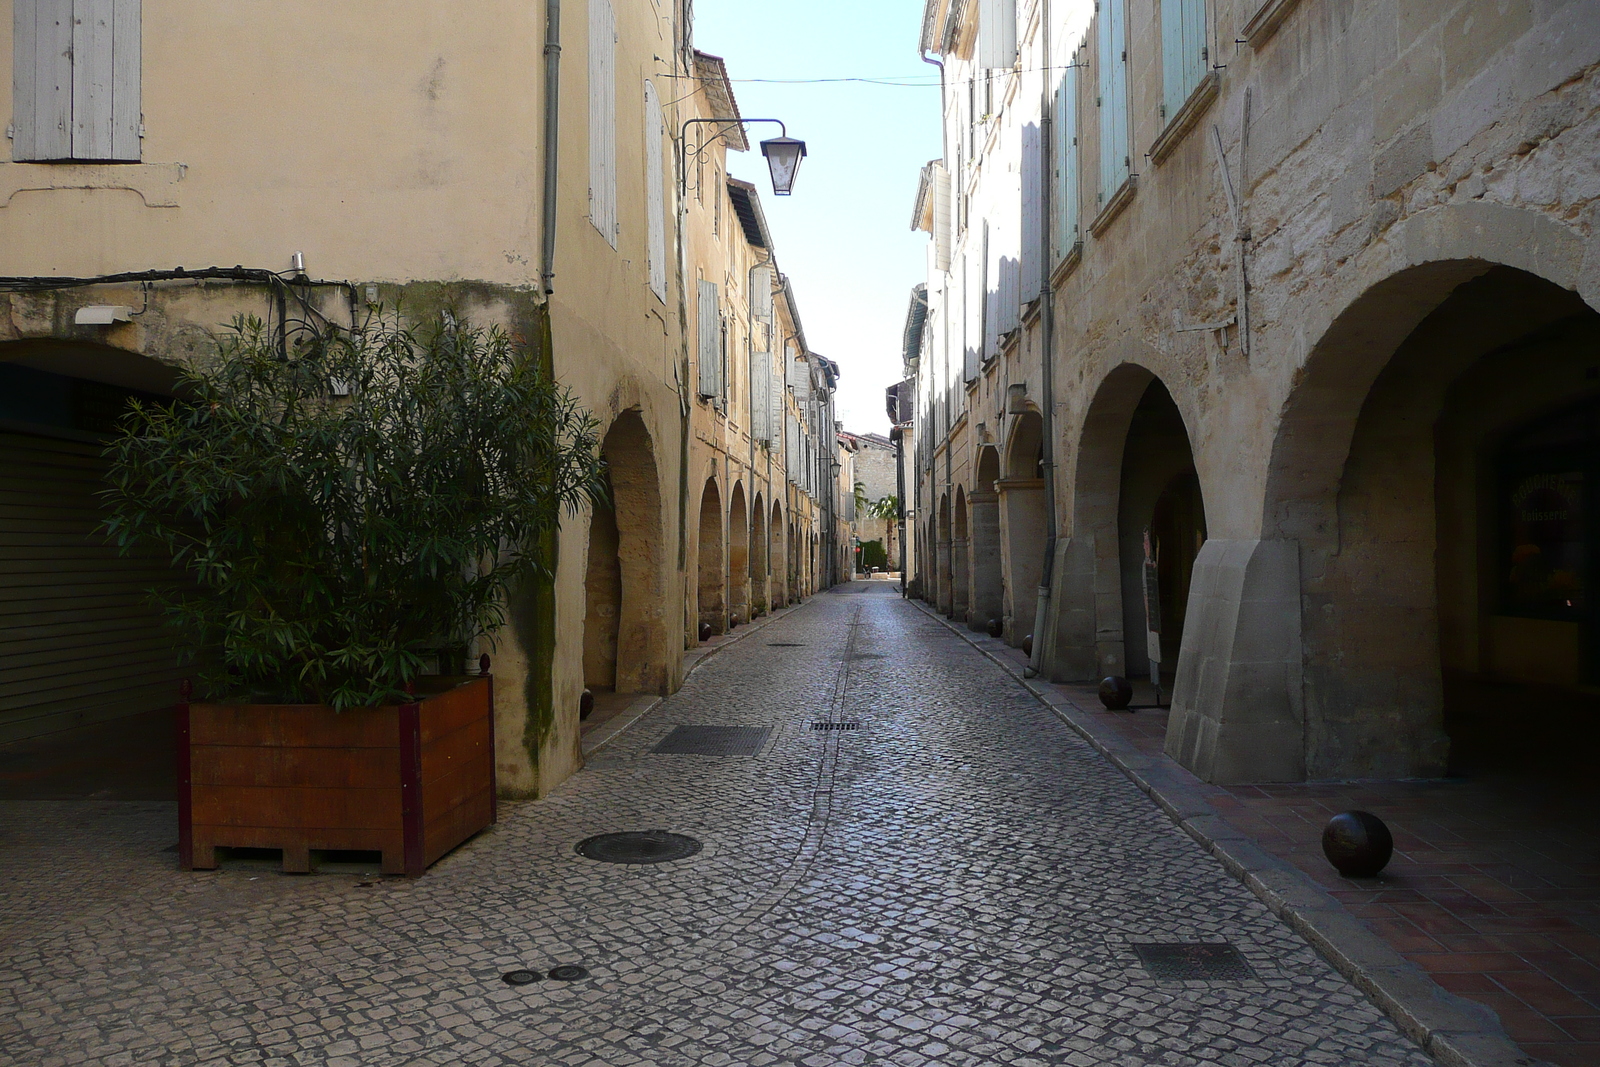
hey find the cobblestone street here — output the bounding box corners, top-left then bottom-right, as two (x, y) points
(0, 584), (1436, 1067)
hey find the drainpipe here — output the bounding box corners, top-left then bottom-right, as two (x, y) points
(1028, 0), (1058, 677)
(540, 0), (562, 293)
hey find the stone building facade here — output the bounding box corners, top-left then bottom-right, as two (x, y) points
(912, 0), (1600, 781)
(0, 0), (836, 796)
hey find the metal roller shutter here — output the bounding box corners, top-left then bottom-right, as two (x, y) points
(0, 431), (185, 744)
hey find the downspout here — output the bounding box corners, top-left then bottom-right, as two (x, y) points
(540, 0), (562, 293)
(1027, 0), (1058, 677)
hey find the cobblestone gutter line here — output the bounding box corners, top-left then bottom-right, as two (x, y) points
(913, 599), (1543, 1067)
(580, 598), (811, 758)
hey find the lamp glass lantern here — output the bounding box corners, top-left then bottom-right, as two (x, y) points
(760, 137), (808, 196)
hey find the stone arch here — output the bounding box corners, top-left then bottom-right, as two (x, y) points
(769, 500), (786, 608)
(696, 476), (725, 638)
(936, 493), (952, 615)
(583, 409), (666, 696)
(1170, 255), (1600, 784)
(969, 446), (1003, 632)
(952, 485), (970, 620)
(750, 490), (769, 616)
(727, 481), (749, 625)
(1000, 411), (1047, 647)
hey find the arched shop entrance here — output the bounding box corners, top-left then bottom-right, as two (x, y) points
(727, 483), (749, 625)
(969, 446), (1003, 632)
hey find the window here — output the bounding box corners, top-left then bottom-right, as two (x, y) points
(979, 0), (1017, 67)
(1054, 54), (1081, 256)
(697, 280), (721, 399)
(644, 80), (666, 300)
(13, 0), (141, 162)
(588, 0), (617, 246)
(1160, 0), (1208, 123)
(1096, 0), (1131, 203)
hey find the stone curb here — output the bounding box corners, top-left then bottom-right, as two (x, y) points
(912, 600), (1543, 1067)
(580, 597), (812, 759)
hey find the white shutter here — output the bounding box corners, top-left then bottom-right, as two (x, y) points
(751, 265), (774, 325)
(1162, 0), (1208, 122)
(644, 80), (666, 299)
(1021, 122), (1041, 300)
(588, 0), (617, 246)
(14, 0), (74, 160)
(978, 0), (1018, 69)
(933, 164), (952, 273)
(749, 350), (764, 442)
(697, 280), (720, 398)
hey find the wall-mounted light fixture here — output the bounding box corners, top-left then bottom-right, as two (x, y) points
(1007, 382), (1029, 414)
(680, 118), (807, 199)
(74, 305), (133, 325)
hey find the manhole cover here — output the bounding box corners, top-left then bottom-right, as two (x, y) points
(501, 969), (540, 985)
(1132, 943), (1254, 981)
(547, 964), (590, 981)
(575, 831), (703, 865)
(810, 721), (861, 731)
(652, 725), (769, 755)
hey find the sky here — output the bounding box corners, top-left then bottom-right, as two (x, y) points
(691, 0), (941, 437)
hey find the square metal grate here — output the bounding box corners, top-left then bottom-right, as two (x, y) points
(1132, 942), (1255, 981)
(810, 721), (861, 731)
(652, 725), (770, 756)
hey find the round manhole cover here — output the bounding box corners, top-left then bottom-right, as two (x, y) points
(575, 831), (703, 865)
(501, 969), (540, 986)
(547, 964), (590, 981)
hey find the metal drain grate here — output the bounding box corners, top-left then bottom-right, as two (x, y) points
(845, 653), (885, 661)
(810, 721), (861, 731)
(1132, 943), (1255, 981)
(575, 831), (703, 864)
(652, 725), (770, 755)
(767, 642), (806, 647)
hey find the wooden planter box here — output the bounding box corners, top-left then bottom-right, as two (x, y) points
(176, 674), (497, 877)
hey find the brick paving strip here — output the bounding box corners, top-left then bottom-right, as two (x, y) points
(911, 599), (1544, 1067)
(0, 585), (1464, 1066)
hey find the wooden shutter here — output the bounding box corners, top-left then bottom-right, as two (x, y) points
(1021, 122), (1041, 300)
(1098, 0), (1131, 202)
(14, 0), (74, 161)
(933, 163), (952, 272)
(588, 0), (617, 246)
(0, 432), (183, 744)
(1055, 62), (1081, 257)
(644, 79), (665, 299)
(697, 280), (720, 397)
(15, 0), (140, 163)
(750, 351), (768, 443)
(1162, 0), (1208, 121)
(978, 0), (1017, 69)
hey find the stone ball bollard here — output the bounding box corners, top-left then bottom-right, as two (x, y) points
(698, 621), (712, 643)
(1022, 634), (1034, 657)
(729, 613), (740, 628)
(1098, 676), (1134, 710)
(987, 618), (1003, 638)
(579, 688), (594, 721)
(1322, 811), (1394, 877)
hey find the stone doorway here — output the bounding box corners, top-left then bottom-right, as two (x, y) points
(696, 477), (725, 638)
(728, 482), (749, 625)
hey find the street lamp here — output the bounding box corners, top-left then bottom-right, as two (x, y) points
(760, 137), (807, 196)
(679, 118), (807, 199)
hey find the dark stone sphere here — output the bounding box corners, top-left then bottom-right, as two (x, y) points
(1022, 634), (1034, 657)
(1098, 676), (1134, 710)
(1322, 811), (1394, 877)
(698, 621), (712, 643)
(987, 618), (1003, 638)
(729, 614), (740, 627)
(579, 688), (594, 721)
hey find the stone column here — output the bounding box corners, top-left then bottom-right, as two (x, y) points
(968, 490), (1003, 630)
(1164, 539), (1306, 783)
(997, 477), (1045, 647)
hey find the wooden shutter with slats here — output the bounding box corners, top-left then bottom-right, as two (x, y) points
(0, 432), (184, 744)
